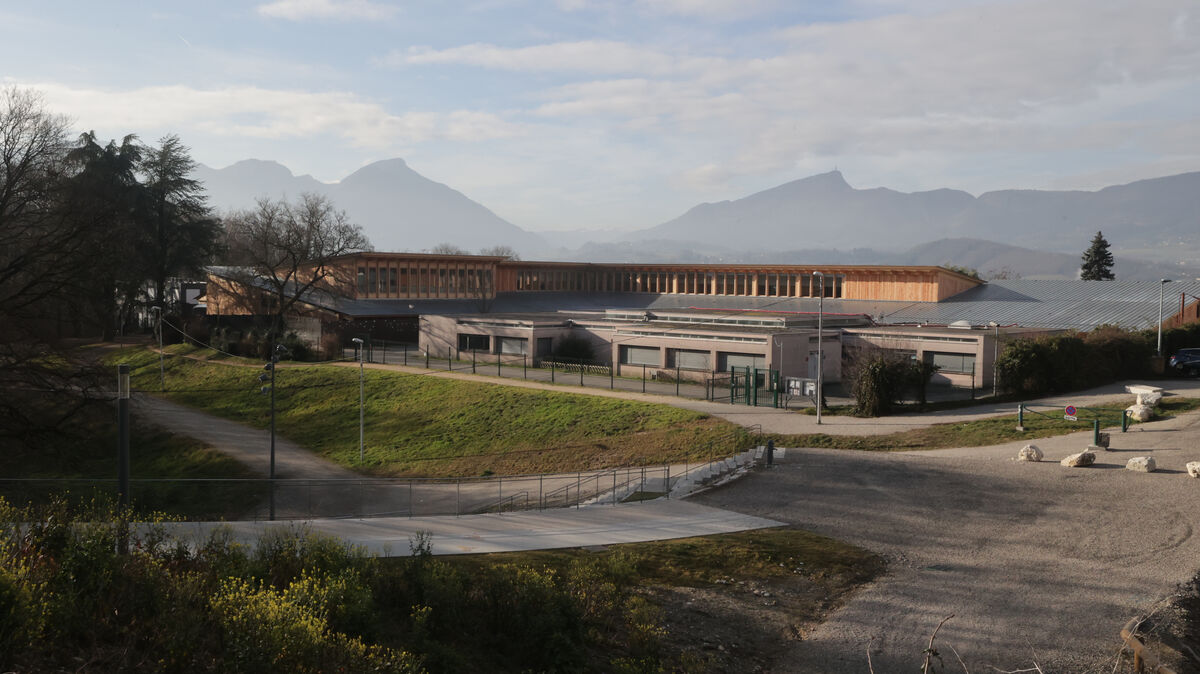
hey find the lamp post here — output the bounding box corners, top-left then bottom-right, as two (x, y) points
(812, 272), (824, 425)
(258, 343), (288, 520)
(988, 321), (999, 397)
(352, 337), (365, 463)
(150, 306), (163, 391)
(1158, 279), (1173, 356)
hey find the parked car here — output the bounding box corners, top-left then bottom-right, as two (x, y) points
(1168, 348), (1200, 376)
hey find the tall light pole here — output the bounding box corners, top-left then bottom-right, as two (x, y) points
(150, 306), (163, 391)
(352, 337), (365, 463)
(258, 343), (288, 520)
(1158, 279), (1173, 357)
(812, 272), (824, 425)
(988, 321), (999, 397)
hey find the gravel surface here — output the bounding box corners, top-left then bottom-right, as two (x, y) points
(695, 408), (1200, 673)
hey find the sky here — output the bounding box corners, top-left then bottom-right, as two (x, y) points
(2, 0), (1198, 232)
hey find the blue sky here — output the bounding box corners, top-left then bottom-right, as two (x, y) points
(3, 0), (1198, 231)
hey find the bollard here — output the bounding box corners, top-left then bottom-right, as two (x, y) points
(551, 360), (555, 383)
(580, 361), (585, 387)
(425, 350), (429, 368)
(1093, 418), (1100, 446)
(767, 438), (774, 466)
(497, 354), (502, 377)
(1017, 404), (1025, 431)
(472, 349), (476, 374)
(523, 355), (527, 378)
(1122, 409), (1129, 432)
(610, 364), (614, 389)
(642, 364), (646, 393)
(676, 364), (681, 396)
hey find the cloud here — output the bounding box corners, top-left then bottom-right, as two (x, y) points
(389, 40), (720, 76)
(256, 0), (396, 21)
(26, 82), (519, 147)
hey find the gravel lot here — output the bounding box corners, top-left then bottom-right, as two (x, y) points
(696, 408), (1200, 673)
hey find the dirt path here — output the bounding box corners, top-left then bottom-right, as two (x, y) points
(695, 409), (1200, 672)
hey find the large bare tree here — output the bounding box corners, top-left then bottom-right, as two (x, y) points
(224, 193), (371, 338)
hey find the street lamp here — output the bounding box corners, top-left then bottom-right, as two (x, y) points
(258, 343), (288, 520)
(812, 272), (824, 425)
(352, 337), (365, 463)
(1158, 279), (1173, 357)
(988, 321), (999, 397)
(149, 306), (163, 391)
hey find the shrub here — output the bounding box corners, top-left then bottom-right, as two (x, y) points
(847, 351), (938, 417)
(998, 328), (1158, 395)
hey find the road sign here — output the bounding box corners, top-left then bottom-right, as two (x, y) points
(1064, 415), (1077, 421)
(1065, 405), (1077, 416)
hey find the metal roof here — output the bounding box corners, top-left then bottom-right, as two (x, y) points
(878, 280), (1200, 331)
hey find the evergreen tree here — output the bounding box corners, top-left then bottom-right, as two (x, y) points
(1080, 231), (1115, 280)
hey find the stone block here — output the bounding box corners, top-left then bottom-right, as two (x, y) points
(1017, 444), (1043, 462)
(1060, 451), (1095, 467)
(1126, 456), (1156, 473)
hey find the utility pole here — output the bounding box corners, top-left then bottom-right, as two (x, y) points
(150, 306), (164, 391)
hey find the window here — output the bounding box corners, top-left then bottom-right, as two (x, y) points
(719, 352), (765, 371)
(389, 268), (398, 294)
(925, 351), (976, 374)
(458, 334), (490, 351)
(497, 336), (528, 355)
(537, 337), (553, 357)
(620, 345), (659, 366)
(368, 268), (377, 295)
(668, 349), (709, 370)
(357, 267), (367, 294)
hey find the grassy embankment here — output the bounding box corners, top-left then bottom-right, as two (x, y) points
(774, 397), (1200, 451)
(0, 364), (258, 519)
(113, 345), (751, 477)
(0, 497), (881, 673)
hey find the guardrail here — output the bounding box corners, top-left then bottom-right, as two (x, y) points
(1017, 403), (1132, 444)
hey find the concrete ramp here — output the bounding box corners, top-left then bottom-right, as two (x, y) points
(156, 498), (784, 556)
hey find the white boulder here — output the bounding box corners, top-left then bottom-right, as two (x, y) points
(1187, 462), (1200, 479)
(1126, 456), (1157, 473)
(1126, 404), (1154, 422)
(1018, 445), (1044, 462)
(1061, 451), (1096, 467)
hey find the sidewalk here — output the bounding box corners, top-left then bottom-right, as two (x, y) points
(155, 498), (784, 556)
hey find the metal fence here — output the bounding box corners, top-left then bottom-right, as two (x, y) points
(1, 428), (762, 522)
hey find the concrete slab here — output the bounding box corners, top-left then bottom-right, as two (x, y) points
(156, 498), (784, 557)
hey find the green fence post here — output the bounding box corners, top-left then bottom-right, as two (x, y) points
(472, 349), (476, 374)
(1017, 404), (1024, 430)
(497, 353), (501, 377)
(580, 360), (585, 387)
(523, 355), (527, 378)
(610, 363), (614, 389)
(425, 349), (429, 368)
(403, 343), (407, 366)
(751, 368), (758, 407)
(675, 363), (680, 396)
(551, 360), (555, 383)
(729, 368), (734, 404)
(1093, 419), (1100, 446)
(446, 348), (451, 371)
(642, 365), (646, 393)
(1122, 409), (1129, 432)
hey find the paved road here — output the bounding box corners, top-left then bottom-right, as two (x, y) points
(696, 409), (1200, 672)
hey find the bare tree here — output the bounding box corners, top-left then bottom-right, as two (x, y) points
(224, 193), (371, 339)
(428, 242), (468, 255)
(478, 245), (519, 260)
(0, 87), (104, 449)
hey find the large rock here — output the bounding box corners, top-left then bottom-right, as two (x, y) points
(1096, 432), (1111, 449)
(1060, 451), (1096, 467)
(1126, 404), (1154, 422)
(1126, 456), (1157, 473)
(1018, 445), (1044, 462)
(1187, 462), (1200, 478)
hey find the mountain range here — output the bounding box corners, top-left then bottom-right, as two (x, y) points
(194, 159), (1200, 281)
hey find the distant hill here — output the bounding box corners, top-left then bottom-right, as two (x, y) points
(194, 158), (545, 255)
(635, 170), (1200, 256)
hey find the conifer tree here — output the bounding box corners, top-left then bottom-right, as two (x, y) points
(1080, 231), (1115, 280)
